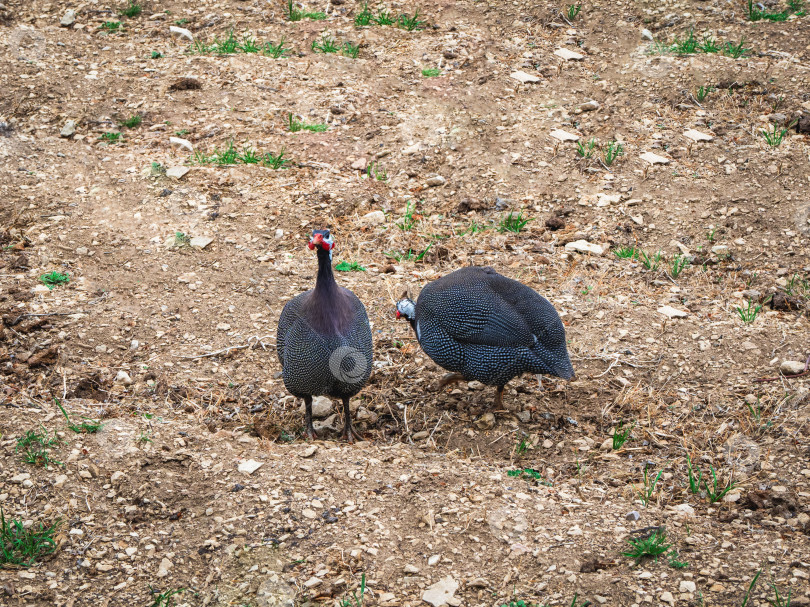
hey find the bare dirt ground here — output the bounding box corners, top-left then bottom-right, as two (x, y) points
(2, 0), (810, 605)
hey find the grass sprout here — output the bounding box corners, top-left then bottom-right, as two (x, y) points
(701, 466), (736, 503)
(120, 115), (142, 128)
(622, 527), (671, 563)
(506, 468), (553, 486)
(40, 271), (70, 289)
(741, 569), (762, 607)
(760, 121), (796, 147)
(498, 211), (530, 233)
(0, 510), (60, 567)
(311, 34), (340, 53)
(120, 1), (142, 18)
(670, 254), (690, 278)
(422, 68), (441, 77)
(287, 0), (326, 21)
(365, 162), (388, 181)
(566, 4), (582, 20)
(56, 399), (102, 434)
(636, 467), (663, 507)
(101, 21), (122, 32)
(613, 246), (638, 259)
(339, 573), (366, 607)
(603, 140), (624, 166)
(288, 113), (328, 132)
(735, 300), (762, 324)
(397, 201), (418, 231)
(264, 38), (290, 58)
(638, 250), (662, 272)
(373, 8), (396, 25)
(612, 421), (634, 450)
(148, 586), (185, 607)
(576, 137), (596, 159)
(335, 260), (366, 272)
(695, 85), (714, 102)
(398, 10), (426, 31)
(354, 3), (373, 26)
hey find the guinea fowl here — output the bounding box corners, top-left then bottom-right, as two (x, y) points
(395, 266), (574, 407)
(277, 229), (373, 442)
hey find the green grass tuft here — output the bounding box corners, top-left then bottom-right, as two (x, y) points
(335, 260), (367, 272)
(56, 399), (102, 434)
(612, 420), (634, 450)
(498, 211), (530, 233)
(421, 68), (441, 77)
(40, 271), (70, 289)
(735, 300), (762, 324)
(0, 510), (60, 567)
(288, 113), (328, 132)
(398, 10), (426, 31)
(120, 1), (142, 18)
(622, 527), (671, 563)
(287, 0), (326, 21)
(120, 115), (142, 128)
(101, 21), (122, 32)
(311, 34), (340, 53)
(264, 37), (290, 58)
(148, 586), (185, 607)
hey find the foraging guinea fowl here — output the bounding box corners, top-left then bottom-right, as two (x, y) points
(277, 229), (373, 442)
(395, 266), (574, 407)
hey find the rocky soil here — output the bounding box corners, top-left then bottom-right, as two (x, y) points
(1, 0), (810, 606)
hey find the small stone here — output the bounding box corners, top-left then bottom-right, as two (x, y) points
(111, 471), (125, 483)
(626, 511), (641, 522)
(567, 525), (583, 536)
(684, 129), (713, 142)
(216, 323), (231, 331)
(359, 210), (386, 226)
(189, 236), (214, 249)
(781, 360), (806, 375)
(238, 459), (264, 475)
(425, 175), (446, 187)
(60, 10), (76, 27)
(797, 512), (809, 527)
(10, 473), (31, 484)
(422, 576), (459, 607)
(275, 229), (284, 239)
(680, 580), (696, 593)
(658, 305), (688, 319)
(60, 120), (76, 138)
(115, 371), (133, 385)
(660, 591), (675, 606)
(545, 216), (565, 230)
(157, 557), (172, 577)
(302, 509), (316, 519)
(169, 25), (193, 41)
(351, 158), (367, 170)
(404, 564), (420, 574)
(554, 48), (584, 61)
(299, 445), (318, 458)
(428, 555), (440, 566)
(580, 100), (600, 111)
(711, 244), (729, 256)
(550, 129), (579, 142)
(299, 396), (333, 419)
(600, 438), (613, 451)
(402, 142), (423, 155)
(640, 151), (670, 164)
(169, 136), (193, 152)
(565, 240), (605, 256)
(510, 71), (541, 84)
(474, 413), (495, 430)
(304, 577), (322, 588)
(166, 166), (189, 179)
(673, 503), (695, 516)
(76, 246), (89, 255)
(641, 28), (654, 41)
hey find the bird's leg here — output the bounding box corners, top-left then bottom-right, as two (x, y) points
(436, 372), (465, 390)
(303, 395), (317, 441)
(341, 397), (361, 444)
(494, 385), (505, 409)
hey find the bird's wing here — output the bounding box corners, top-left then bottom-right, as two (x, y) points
(420, 281), (535, 348)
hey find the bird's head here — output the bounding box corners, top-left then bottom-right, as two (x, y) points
(395, 292), (416, 322)
(308, 229), (335, 253)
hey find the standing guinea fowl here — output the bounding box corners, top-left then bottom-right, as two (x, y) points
(395, 266), (574, 407)
(277, 229), (373, 442)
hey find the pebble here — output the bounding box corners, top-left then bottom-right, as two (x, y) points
(298, 445), (318, 458)
(567, 525), (583, 536)
(115, 370), (133, 385)
(554, 48), (584, 61)
(660, 591), (675, 606)
(550, 129), (579, 142)
(404, 564), (420, 574)
(299, 396), (333, 418)
(710, 244), (729, 256)
(60, 9), (76, 27)
(683, 129), (713, 142)
(60, 120), (76, 138)
(111, 471), (125, 483)
(169, 25), (193, 41)
(510, 71), (541, 84)
(641, 28), (654, 41)
(780, 360), (806, 375)
(580, 100), (600, 111)
(422, 576), (459, 607)
(166, 166), (189, 179)
(565, 240), (605, 256)
(189, 236), (214, 249)
(359, 210), (386, 226)
(657, 305), (688, 319)
(275, 228), (284, 239)
(351, 157), (368, 170)
(679, 580), (696, 593)
(626, 510), (641, 522)
(237, 459), (264, 475)
(640, 151), (670, 164)
(425, 175), (446, 187)
(10, 473), (31, 483)
(428, 555), (440, 566)
(169, 136), (193, 152)
(302, 509), (316, 519)
(474, 412), (495, 430)
(303, 577), (322, 588)
(157, 557), (172, 577)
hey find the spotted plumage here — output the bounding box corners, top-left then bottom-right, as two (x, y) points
(277, 229), (373, 442)
(396, 266), (574, 406)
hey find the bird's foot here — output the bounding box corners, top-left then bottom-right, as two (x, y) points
(342, 425), (363, 444)
(435, 372), (465, 391)
(304, 426), (318, 442)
